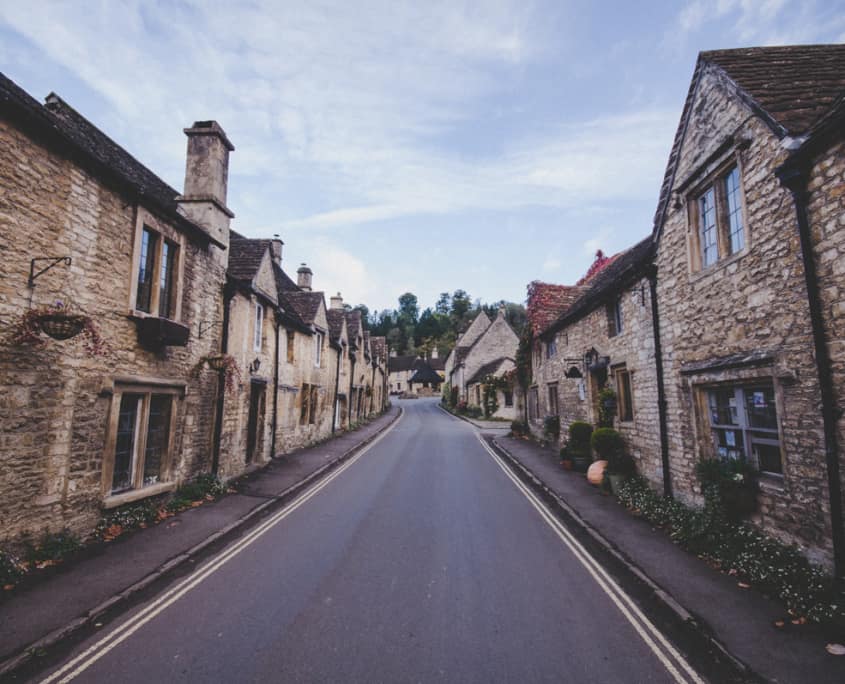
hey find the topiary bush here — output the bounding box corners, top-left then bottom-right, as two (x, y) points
(568, 421), (593, 450)
(543, 415), (561, 441)
(591, 427), (624, 460)
(510, 420), (527, 436)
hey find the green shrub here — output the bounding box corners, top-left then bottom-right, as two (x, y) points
(167, 474), (228, 512)
(464, 406), (483, 419)
(543, 415), (560, 440)
(616, 477), (841, 623)
(591, 427), (624, 460)
(568, 421), (593, 449)
(510, 420), (527, 436)
(97, 501), (161, 538)
(24, 529), (81, 564)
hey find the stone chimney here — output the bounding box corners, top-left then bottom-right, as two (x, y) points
(430, 347), (438, 359)
(271, 234), (284, 266)
(297, 263), (313, 291)
(497, 305), (507, 319)
(330, 292), (343, 310)
(389, 348), (397, 357)
(177, 121), (235, 251)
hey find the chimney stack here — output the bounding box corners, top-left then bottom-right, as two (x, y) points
(430, 347), (438, 359)
(297, 263), (313, 291)
(271, 234), (283, 266)
(330, 292), (344, 310)
(177, 120), (235, 251)
(389, 348), (398, 357)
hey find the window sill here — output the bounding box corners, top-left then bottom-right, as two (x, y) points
(688, 248), (747, 284)
(103, 482), (177, 509)
(758, 473), (785, 493)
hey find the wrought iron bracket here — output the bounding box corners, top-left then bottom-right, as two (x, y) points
(198, 319), (222, 339)
(28, 256), (71, 288)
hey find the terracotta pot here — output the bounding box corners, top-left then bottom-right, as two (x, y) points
(39, 313), (86, 340)
(587, 460), (608, 486)
(561, 459), (573, 471)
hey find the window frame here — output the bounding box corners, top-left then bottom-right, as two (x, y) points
(102, 382), (180, 506)
(254, 302), (264, 352)
(547, 383), (559, 416)
(614, 366), (634, 422)
(314, 332), (324, 367)
(688, 162), (748, 272)
(129, 209), (185, 321)
(606, 298), (623, 337)
(700, 382), (783, 476)
(286, 329), (295, 364)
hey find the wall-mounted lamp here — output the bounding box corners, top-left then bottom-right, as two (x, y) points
(249, 358), (261, 374)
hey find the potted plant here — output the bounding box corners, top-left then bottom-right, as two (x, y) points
(191, 353), (242, 393)
(591, 427), (626, 489)
(560, 447), (574, 470)
(543, 415), (561, 443)
(566, 421), (593, 472)
(696, 457), (758, 520)
(10, 301), (106, 354)
(597, 386), (616, 427)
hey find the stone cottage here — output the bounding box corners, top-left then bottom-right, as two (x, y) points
(0, 73), (232, 542)
(533, 239), (664, 486)
(652, 45), (845, 572)
(445, 308), (520, 418)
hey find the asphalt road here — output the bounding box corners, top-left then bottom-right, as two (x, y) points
(34, 399), (704, 683)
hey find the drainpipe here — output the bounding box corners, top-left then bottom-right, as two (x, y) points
(646, 264), (672, 498)
(332, 344), (342, 433)
(349, 353), (356, 424)
(370, 362), (376, 415)
(271, 315), (280, 457)
(777, 165), (844, 578)
(211, 281), (235, 476)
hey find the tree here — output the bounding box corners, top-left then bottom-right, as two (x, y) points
(352, 304), (370, 330)
(435, 292), (451, 316)
(450, 289), (472, 322)
(398, 292), (419, 326)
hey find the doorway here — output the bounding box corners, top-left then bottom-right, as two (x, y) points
(246, 381), (267, 462)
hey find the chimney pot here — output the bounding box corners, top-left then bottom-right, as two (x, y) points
(330, 292), (344, 310)
(271, 234), (284, 266)
(297, 263), (313, 291)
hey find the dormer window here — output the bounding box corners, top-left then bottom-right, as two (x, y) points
(130, 210), (184, 321)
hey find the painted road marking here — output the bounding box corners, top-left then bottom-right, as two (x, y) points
(476, 433), (705, 684)
(39, 413), (404, 684)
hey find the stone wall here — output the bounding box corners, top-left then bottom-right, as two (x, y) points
(0, 119), (225, 544)
(531, 275), (662, 485)
(655, 64), (833, 566)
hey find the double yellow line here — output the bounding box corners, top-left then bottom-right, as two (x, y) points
(40, 414), (403, 684)
(475, 434), (705, 684)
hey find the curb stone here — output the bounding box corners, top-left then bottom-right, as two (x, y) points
(0, 407), (403, 680)
(485, 435), (762, 682)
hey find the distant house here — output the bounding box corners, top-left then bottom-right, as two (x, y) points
(388, 353), (441, 395)
(445, 308), (520, 418)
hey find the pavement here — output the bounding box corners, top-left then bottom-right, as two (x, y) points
(488, 431), (845, 684)
(0, 405), (401, 679)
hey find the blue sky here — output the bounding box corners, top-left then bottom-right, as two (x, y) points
(2, 1), (844, 313)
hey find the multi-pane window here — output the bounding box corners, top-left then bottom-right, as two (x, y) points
(286, 330), (295, 363)
(135, 224), (180, 317)
(607, 297), (624, 337)
(707, 383), (781, 475)
(503, 390), (514, 407)
(111, 392), (173, 494)
(546, 340), (557, 358)
(528, 387), (539, 421)
(692, 165), (746, 269)
(548, 383), (559, 415)
(615, 367), (634, 422)
(254, 303), (264, 352)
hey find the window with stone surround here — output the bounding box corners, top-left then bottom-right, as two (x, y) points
(103, 383), (180, 501)
(606, 297), (623, 337)
(314, 332), (324, 367)
(504, 390), (514, 407)
(299, 383), (318, 425)
(547, 383), (559, 415)
(689, 164), (747, 270)
(254, 303), (264, 352)
(528, 386), (539, 421)
(286, 330), (295, 363)
(614, 366), (634, 422)
(546, 339), (557, 358)
(704, 383), (782, 475)
(132, 216), (183, 320)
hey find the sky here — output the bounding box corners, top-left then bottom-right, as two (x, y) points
(2, 1), (844, 314)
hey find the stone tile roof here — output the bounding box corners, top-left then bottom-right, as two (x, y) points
(542, 237), (654, 337)
(389, 355), (418, 373)
(409, 361), (442, 385)
(283, 291), (323, 327)
(345, 310), (362, 343)
(526, 282), (585, 336)
(466, 357), (513, 385)
(228, 232), (271, 282)
(427, 356), (446, 371)
(326, 309), (346, 344)
(0, 71), (224, 248)
(653, 44), (845, 241)
(703, 44), (845, 137)
(272, 262), (300, 293)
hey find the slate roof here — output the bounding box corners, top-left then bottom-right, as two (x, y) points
(409, 361), (443, 385)
(653, 44), (845, 240)
(273, 262), (300, 293)
(389, 355), (418, 373)
(228, 232), (272, 282)
(0, 72), (223, 248)
(427, 356), (446, 371)
(283, 291), (324, 327)
(466, 357), (514, 386)
(542, 237), (655, 338)
(326, 309), (346, 344)
(345, 310), (362, 344)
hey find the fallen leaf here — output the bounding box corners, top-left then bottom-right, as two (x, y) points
(3, 584), (15, 591)
(191, 501), (203, 507)
(728, 568), (738, 576)
(791, 617), (807, 625)
(737, 582), (751, 589)
(825, 643), (845, 656)
(773, 620), (785, 628)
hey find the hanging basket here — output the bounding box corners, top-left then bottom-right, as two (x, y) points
(39, 313), (87, 340)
